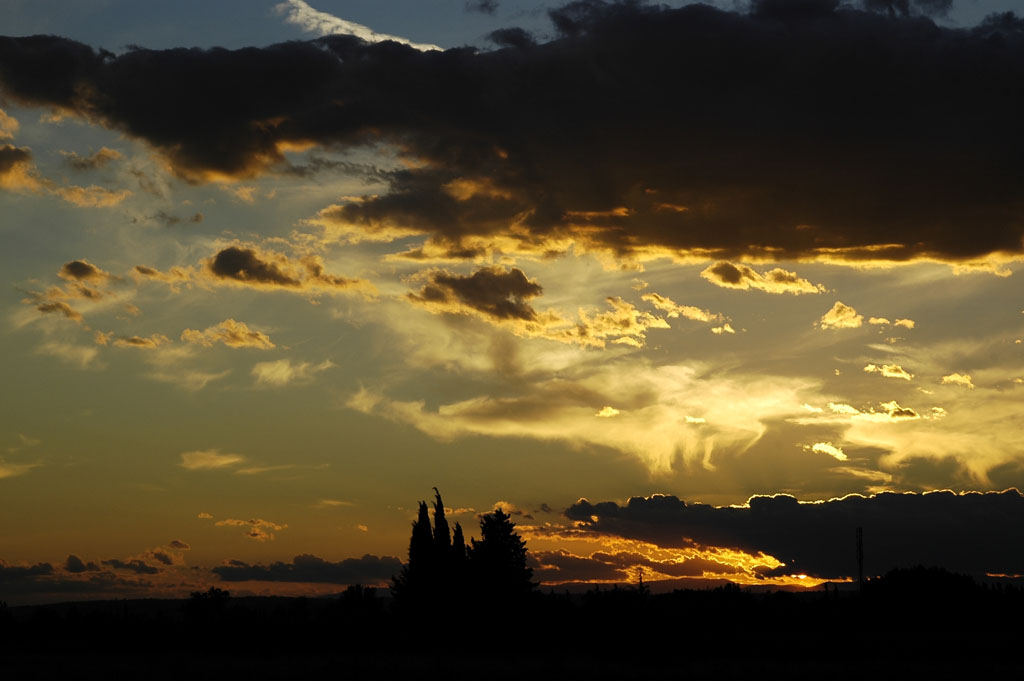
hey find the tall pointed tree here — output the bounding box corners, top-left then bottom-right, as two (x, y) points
(392, 500), (434, 604)
(432, 487), (451, 554)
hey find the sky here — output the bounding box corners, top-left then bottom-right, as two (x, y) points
(2, 0), (1024, 604)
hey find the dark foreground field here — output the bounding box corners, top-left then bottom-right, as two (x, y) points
(3, 568), (1022, 679)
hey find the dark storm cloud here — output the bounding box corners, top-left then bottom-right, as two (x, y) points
(2, 3), (1024, 263)
(565, 489), (1024, 579)
(212, 553), (402, 585)
(409, 266), (543, 321)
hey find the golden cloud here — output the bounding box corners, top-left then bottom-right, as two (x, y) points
(181, 319), (275, 349)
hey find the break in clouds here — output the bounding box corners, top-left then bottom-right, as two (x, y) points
(1, 1), (1023, 266)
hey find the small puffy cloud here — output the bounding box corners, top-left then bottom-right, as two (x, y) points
(818, 301), (863, 330)
(168, 540), (190, 550)
(61, 147), (121, 171)
(59, 259), (112, 283)
(206, 246), (302, 287)
(869, 317), (890, 325)
(864, 363), (914, 381)
(251, 358), (335, 386)
(825, 401), (920, 421)
(112, 333), (170, 349)
(214, 517), (287, 541)
(711, 323), (735, 335)
(409, 266), (543, 322)
(700, 261), (824, 295)
(197, 512), (213, 519)
(596, 406), (619, 418)
(181, 319), (275, 349)
(942, 373), (975, 389)
(34, 300), (83, 322)
(198, 245), (372, 295)
(894, 319), (916, 329)
(808, 442), (848, 461)
(179, 449), (246, 471)
(641, 292), (723, 323)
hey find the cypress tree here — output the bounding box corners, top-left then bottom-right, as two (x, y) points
(392, 500), (434, 604)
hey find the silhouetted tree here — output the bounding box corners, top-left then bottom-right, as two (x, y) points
(432, 487), (451, 555)
(392, 500), (434, 605)
(469, 508), (535, 603)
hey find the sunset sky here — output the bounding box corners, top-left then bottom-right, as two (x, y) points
(2, 0), (1024, 604)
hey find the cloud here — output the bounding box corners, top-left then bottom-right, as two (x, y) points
(818, 301), (864, 330)
(251, 358), (335, 386)
(179, 449), (246, 471)
(347, 361), (819, 474)
(711, 323), (735, 335)
(61, 147), (121, 171)
(274, 0), (441, 51)
(33, 300), (83, 322)
(101, 558), (160, 575)
(110, 333), (171, 349)
(700, 262), (824, 295)
(894, 319), (916, 329)
(641, 292), (723, 323)
(168, 540), (190, 550)
(0, 107), (18, 139)
(64, 554), (100, 573)
(1, 145), (130, 206)
(864, 363), (914, 381)
(942, 372), (975, 389)
(181, 319), (275, 349)
(135, 245), (373, 297)
(596, 406), (619, 418)
(148, 210), (204, 226)
(563, 489), (1024, 579)
(214, 517), (287, 541)
(2, 6), (1022, 265)
(465, 0), (499, 15)
(809, 442), (848, 462)
(213, 552), (401, 584)
(531, 548), (741, 584)
(408, 266), (543, 321)
(35, 341), (99, 368)
(0, 460), (39, 479)
(58, 259), (112, 283)
(824, 400), (921, 422)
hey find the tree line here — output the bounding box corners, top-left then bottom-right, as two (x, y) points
(391, 488), (535, 612)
